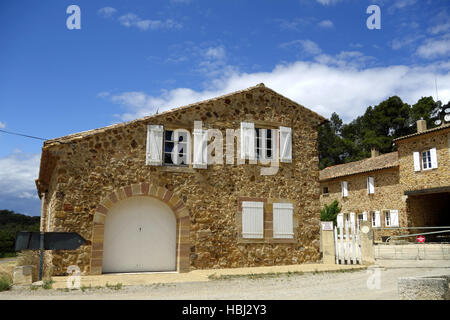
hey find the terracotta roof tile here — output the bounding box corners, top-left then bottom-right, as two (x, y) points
(393, 123), (450, 142)
(319, 152), (398, 181)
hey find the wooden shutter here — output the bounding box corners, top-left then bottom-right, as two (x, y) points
(362, 212), (368, 221)
(240, 122), (255, 160)
(413, 151), (421, 171)
(341, 181), (348, 197)
(146, 125), (163, 166)
(273, 203), (294, 239)
(241, 201), (264, 239)
(279, 126), (292, 162)
(337, 213), (344, 228)
(390, 210), (399, 227)
(430, 147), (438, 169)
(374, 211), (381, 227)
(367, 176), (375, 194)
(193, 128), (207, 169)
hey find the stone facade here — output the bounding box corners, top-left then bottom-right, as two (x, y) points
(319, 123), (450, 242)
(320, 166), (407, 241)
(36, 84), (326, 276)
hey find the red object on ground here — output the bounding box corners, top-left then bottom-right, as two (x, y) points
(417, 235), (425, 243)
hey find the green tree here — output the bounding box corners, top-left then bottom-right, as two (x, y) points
(320, 200), (341, 225)
(410, 96), (439, 129)
(318, 112), (346, 169)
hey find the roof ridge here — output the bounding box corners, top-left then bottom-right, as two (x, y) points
(44, 84), (326, 145)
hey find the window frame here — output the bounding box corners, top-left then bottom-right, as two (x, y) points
(421, 149), (432, 171)
(255, 127), (274, 161)
(163, 129), (190, 167)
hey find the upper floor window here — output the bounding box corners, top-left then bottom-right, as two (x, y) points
(422, 150), (432, 170)
(413, 148), (438, 172)
(367, 176), (375, 194)
(255, 128), (274, 160)
(341, 181), (348, 197)
(322, 186), (329, 195)
(164, 130), (189, 166)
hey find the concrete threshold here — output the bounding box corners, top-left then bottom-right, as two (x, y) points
(49, 263), (366, 289)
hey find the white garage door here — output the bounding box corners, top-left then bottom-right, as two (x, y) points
(102, 197), (177, 273)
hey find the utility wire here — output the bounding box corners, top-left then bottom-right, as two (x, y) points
(0, 129), (47, 141)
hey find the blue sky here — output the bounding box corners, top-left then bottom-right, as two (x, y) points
(0, 0), (449, 216)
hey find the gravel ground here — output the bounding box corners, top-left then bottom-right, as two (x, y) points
(1, 267), (448, 300)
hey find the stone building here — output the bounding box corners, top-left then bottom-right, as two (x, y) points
(36, 84), (327, 276)
(320, 120), (450, 241)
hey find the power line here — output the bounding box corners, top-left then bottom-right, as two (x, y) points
(0, 129), (47, 141)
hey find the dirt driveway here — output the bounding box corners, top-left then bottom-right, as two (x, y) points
(1, 266), (448, 300)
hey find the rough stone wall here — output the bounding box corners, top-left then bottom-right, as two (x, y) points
(40, 87), (323, 276)
(319, 167), (407, 241)
(397, 129), (450, 192)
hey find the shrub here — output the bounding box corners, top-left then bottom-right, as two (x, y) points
(320, 200), (341, 225)
(0, 275), (12, 292)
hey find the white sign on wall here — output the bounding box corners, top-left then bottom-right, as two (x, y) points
(321, 221), (333, 231)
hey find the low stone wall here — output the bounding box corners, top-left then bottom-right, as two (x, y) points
(398, 275), (450, 300)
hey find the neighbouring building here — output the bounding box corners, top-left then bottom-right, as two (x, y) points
(320, 120), (450, 241)
(36, 84), (327, 276)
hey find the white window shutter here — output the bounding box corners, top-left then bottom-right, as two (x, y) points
(341, 181), (348, 197)
(273, 203), (294, 239)
(413, 151), (421, 171)
(430, 147), (438, 169)
(193, 128), (207, 169)
(367, 176), (375, 194)
(390, 210), (399, 227)
(240, 122), (256, 160)
(362, 212), (368, 221)
(337, 213), (344, 228)
(279, 126), (292, 163)
(374, 211), (381, 227)
(242, 201), (264, 239)
(146, 125), (163, 166)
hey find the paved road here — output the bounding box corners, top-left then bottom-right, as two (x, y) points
(1, 266), (448, 300)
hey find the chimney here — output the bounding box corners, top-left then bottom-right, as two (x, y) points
(416, 119), (427, 133)
(371, 148), (379, 158)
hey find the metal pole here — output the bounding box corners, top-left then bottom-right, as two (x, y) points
(39, 232), (44, 281)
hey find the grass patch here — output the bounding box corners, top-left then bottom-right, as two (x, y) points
(42, 279), (54, 290)
(105, 282), (123, 290)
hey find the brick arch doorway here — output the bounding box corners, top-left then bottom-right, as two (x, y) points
(89, 183), (190, 275)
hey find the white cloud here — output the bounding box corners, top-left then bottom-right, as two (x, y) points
(390, 34), (424, 50)
(428, 22), (450, 35)
(118, 13), (182, 31)
(98, 7), (117, 18)
(205, 46), (226, 60)
(0, 152), (40, 200)
(316, 0), (343, 5)
(318, 20), (334, 28)
(0, 121), (5, 128)
(108, 58), (450, 123)
(416, 36), (450, 59)
(388, 0), (417, 12)
(281, 39), (322, 56)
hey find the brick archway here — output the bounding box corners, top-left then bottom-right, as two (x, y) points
(90, 183), (190, 275)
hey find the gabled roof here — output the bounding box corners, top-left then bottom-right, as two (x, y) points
(43, 83), (327, 146)
(319, 152), (398, 181)
(393, 123), (450, 143)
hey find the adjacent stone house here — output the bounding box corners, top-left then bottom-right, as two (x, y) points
(319, 121), (450, 241)
(36, 84), (327, 276)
